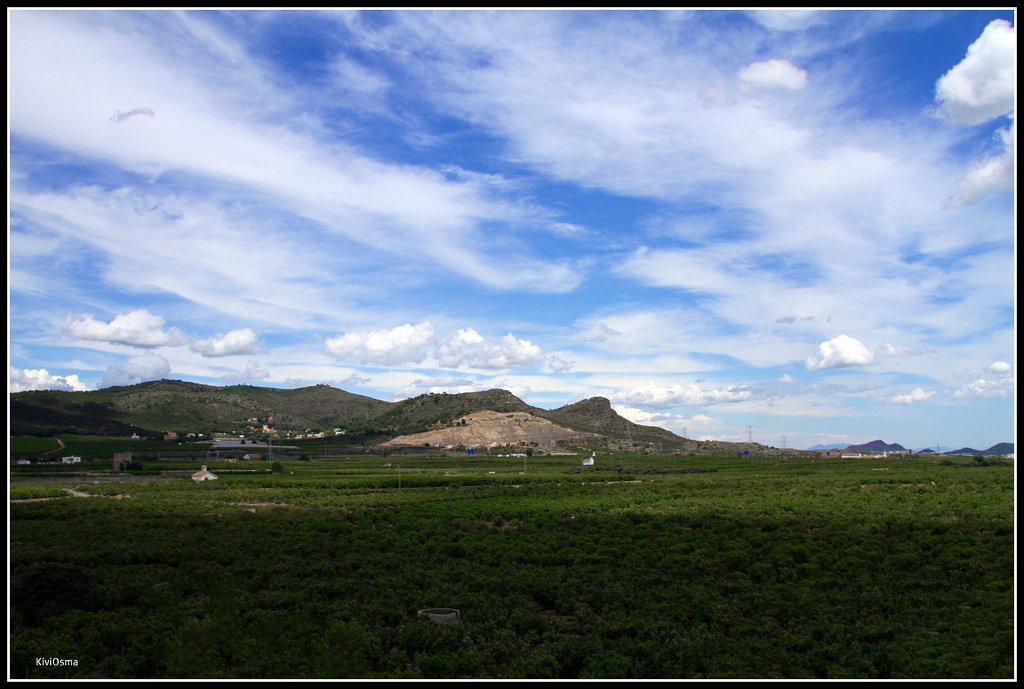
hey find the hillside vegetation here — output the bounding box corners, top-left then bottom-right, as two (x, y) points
(11, 380), (778, 457)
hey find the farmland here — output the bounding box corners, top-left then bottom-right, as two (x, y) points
(9, 453), (1014, 679)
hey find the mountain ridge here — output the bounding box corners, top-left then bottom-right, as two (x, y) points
(9, 379), (781, 456)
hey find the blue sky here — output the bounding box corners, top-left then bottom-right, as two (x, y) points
(9, 10), (1016, 450)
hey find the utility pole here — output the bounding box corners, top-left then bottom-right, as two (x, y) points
(746, 425), (754, 444)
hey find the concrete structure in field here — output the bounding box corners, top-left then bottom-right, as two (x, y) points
(191, 465), (219, 482)
(113, 452), (132, 471)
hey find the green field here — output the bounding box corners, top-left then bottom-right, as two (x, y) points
(9, 437), (63, 455)
(9, 454), (1014, 678)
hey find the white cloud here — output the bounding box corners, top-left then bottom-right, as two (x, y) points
(611, 381), (753, 410)
(100, 352), (171, 387)
(324, 322), (436, 366)
(62, 309), (187, 348)
(890, 388), (935, 405)
(436, 329), (545, 370)
(748, 10), (825, 32)
(190, 328), (264, 357)
(324, 322), (545, 371)
(987, 360), (1012, 375)
(221, 359), (270, 382)
(9, 367), (89, 392)
(9, 12), (582, 295)
(948, 118), (1015, 206)
(614, 405), (720, 437)
(391, 375), (479, 399)
(738, 59), (808, 92)
(806, 335), (875, 371)
(547, 355), (575, 374)
(498, 380), (532, 400)
(952, 377), (1014, 399)
(575, 322), (621, 344)
(882, 342), (927, 357)
(935, 19), (1015, 125)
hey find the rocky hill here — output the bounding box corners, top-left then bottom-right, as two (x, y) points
(384, 410), (606, 449)
(10, 379), (788, 456)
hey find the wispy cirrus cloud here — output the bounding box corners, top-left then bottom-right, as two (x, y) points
(9, 11), (583, 297)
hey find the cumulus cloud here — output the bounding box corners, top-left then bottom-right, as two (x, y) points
(935, 19), (1015, 125)
(805, 335), (875, 371)
(952, 377), (1014, 399)
(100, 352), (171, 387)
(987, 361), (1012, 375)
(190, 328), (264, 357)
(324, 322), (436, 366)
(324, 322), (545, 371)
(738, 59), (808, 92)
(63, 309), (187, 348)
(890, 388), (935, 405)
(936, 19), (1015, 206)
(221, 359), (270, 382)
(10, 367), (89, 392)
(436, 329), (545, 370)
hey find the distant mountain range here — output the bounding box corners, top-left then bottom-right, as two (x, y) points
(804, 439), (1013, 456)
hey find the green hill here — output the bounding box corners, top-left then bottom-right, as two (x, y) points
(10, 379), (780, 456)
(10, 379), (392, 437)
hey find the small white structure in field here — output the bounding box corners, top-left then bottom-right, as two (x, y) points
(192, 465), (219, 482)
(61, 456), (82, 464)
(583, 452), (595, 466)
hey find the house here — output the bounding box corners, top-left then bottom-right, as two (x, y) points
(163, 431), (178, 442)
(61, 456), (82, 464)
(191, 465), (219, 482)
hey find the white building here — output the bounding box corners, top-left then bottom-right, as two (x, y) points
(191, 465), (219, 482)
